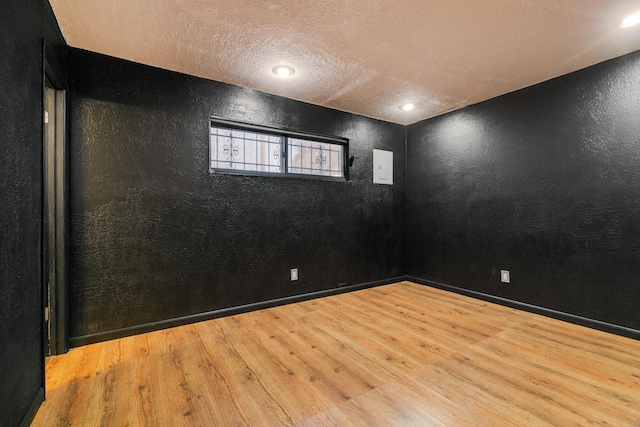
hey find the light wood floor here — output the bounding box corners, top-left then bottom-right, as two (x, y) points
(32, 281), (640, 426)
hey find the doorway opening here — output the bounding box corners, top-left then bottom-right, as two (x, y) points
(43, 74), (68, 356)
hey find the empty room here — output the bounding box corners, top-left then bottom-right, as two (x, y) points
(2, 0), (640, 426)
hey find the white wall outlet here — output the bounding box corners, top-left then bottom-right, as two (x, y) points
(290, 268), (298, 281)
(501, 270), (510, 283)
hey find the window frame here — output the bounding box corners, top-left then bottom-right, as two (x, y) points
(209, 117), (349, 182)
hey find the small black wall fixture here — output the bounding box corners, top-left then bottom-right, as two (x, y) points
(348, 155), (356, 167)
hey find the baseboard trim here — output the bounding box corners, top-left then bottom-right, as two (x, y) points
(406, 276), (640, 340)
(19, 387), (44, 427)
(70, 276), (404, 347)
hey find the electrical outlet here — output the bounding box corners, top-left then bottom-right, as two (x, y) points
(291, 268), (298, 281)
(500, 270), (510, 284)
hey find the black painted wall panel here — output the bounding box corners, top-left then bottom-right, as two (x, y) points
(67, 49), (405, 339)
(0, 0), (59, 424)
(407, 50), (640, 330)
(44, 0), (67, 87)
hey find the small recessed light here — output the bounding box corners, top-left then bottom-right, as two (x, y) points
(400, 103), (415, 111)
(272, 65), (295, 78)
(620, 11), (640, 28)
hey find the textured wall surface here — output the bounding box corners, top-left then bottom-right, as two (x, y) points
(68, 48), (405, 341)
(44, 0), (67, 88)
(0, 0), (60, 425)
(407, 49), (640, 331)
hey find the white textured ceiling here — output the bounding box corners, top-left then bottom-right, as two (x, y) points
(49, 0), (640, 125)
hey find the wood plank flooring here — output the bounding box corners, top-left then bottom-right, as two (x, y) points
(32, 282), (640, 426)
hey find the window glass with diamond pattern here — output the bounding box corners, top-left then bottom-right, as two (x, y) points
(210, 123), (346, 180)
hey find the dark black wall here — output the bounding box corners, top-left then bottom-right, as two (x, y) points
(44, 0), (67, 88)
(407, 50), (640, 331)
(67, 48), (405, 342)
(0, 0), (66, 425)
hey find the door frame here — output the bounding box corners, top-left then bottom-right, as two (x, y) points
(43, 60), (68, 357)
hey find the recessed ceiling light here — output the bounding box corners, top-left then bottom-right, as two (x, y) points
(272, 65), (295, 78)
(400, 103), (415, 111)
(620, 11), (640, 28)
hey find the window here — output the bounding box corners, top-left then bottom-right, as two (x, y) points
(210, 127), (283, 173)
(287, 138), (343, 178)
(209, 118), (348, 180)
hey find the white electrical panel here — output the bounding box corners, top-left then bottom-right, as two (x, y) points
(373, 149), (393, 185)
